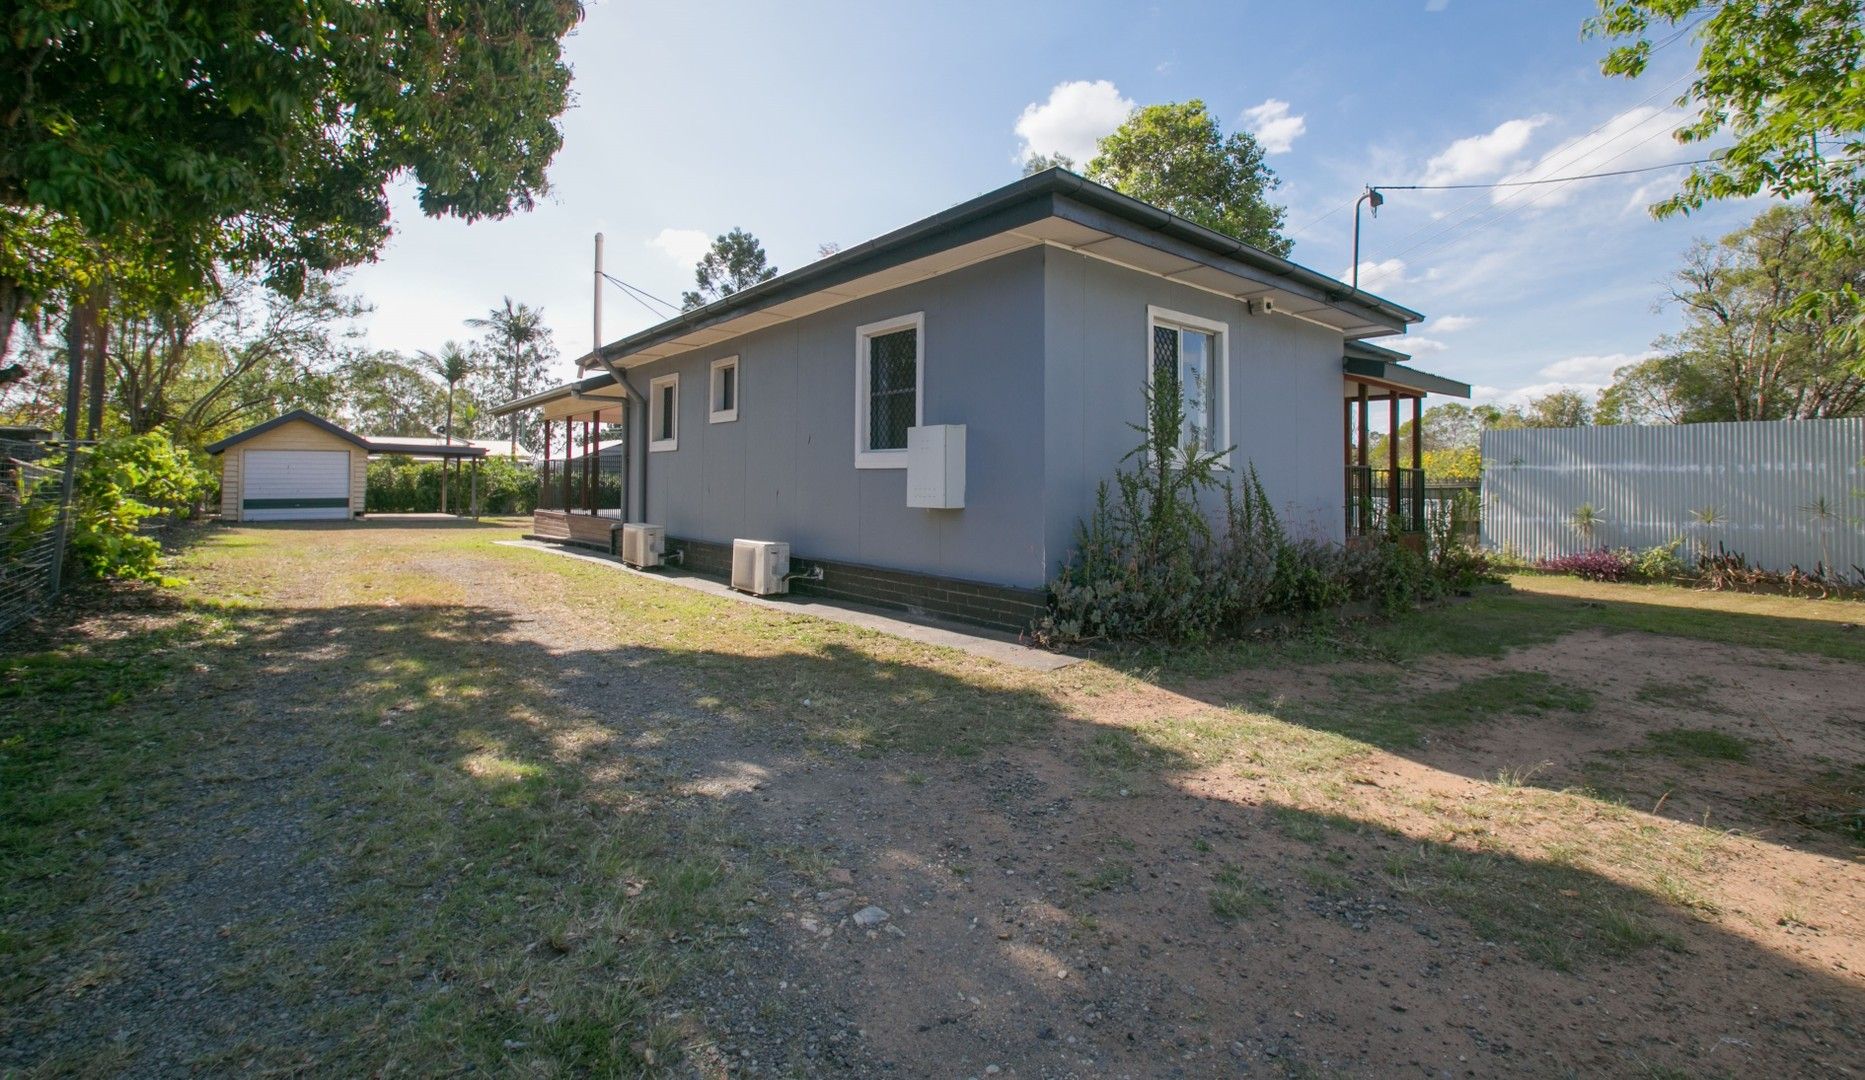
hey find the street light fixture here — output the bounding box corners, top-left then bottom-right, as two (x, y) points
(1351, 186), (1384, 292)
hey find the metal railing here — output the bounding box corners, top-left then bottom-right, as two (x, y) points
(536, 459), (625, 513)
(1345, 465), (1426, 535)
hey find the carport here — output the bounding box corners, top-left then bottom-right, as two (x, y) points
(206, 410), (490, 522)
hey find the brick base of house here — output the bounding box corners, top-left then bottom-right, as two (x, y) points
(665, 536), (1046, 635)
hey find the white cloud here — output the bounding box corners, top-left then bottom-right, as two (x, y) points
(1341, 257), (1411, 290)
(1475, 351), (1655, 406)
(1422, 116), (1550, 185)
(1494, 105), (1692, 207)
(1477, 381), (1602, 408)
(1014, 79), (1136, 165)
(1241, 99), (1306, 155)
(648, 228), (711, 268)
(1539, 351), (1652, 383)
(1430, 314), (1479, 332)
(1397, 336), (1448, 355)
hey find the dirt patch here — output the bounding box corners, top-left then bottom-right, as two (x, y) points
(1416, 629), (1865, 842)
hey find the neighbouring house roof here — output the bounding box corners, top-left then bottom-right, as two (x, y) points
(362, 439), (489, 459)
(204, 410), (372, 454)
(206, 411), (494, 457)
(355, 434), (518, 458)
(495, 170), (1430, 418)
(1342, 340), (1471, 399)
(558, 439), (625, 461)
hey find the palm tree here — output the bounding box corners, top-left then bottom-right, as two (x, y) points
(466, 297), (548, 455)
(422, 341), (474, 445)
(420, 341), (474, 513)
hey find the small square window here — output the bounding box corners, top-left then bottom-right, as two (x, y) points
(709, 356), (739, 423)
(649, 373), (678, 452)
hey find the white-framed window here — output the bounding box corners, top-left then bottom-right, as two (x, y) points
(709, 356), (739, 424)
(648, 373), (679, 452)
(1146, 305), (1229, 462)
(854, 312), (923, 469)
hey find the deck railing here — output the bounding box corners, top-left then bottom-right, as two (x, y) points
(536, 460), (624, 513)
(1345, 465), (1426, 535)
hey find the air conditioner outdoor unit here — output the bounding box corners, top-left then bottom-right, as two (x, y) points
(620, 523), (665, 568)
(731, 538), (791, 596)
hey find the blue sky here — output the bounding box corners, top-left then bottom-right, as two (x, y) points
(347, 0), (1762, 406)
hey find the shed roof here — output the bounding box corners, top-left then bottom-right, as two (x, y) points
(204, 410), (371, 454)
(207, 411), (495, 457)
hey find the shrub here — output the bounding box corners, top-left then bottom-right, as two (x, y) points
(1427, 488), (1498, 591)
(366, 456), (543, 514)
(1631, 537), (1687, 580)
(67, 433), (210, 581)
(1695, 544), (1864, 598)
(1539, 547), (1634, 582)
(1036, 370), (1473, 645)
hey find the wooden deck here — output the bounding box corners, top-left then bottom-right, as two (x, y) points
(529, 510), (619, 550)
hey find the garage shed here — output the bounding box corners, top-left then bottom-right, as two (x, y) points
(208, 411), (370, 521)
(206, 410), (489, 522)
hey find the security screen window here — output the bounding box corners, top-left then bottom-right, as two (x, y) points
(1152, 320), (1222, 452)
(867, 327), (917, 451)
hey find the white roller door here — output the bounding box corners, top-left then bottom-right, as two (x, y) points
(242, 450), (352, 521)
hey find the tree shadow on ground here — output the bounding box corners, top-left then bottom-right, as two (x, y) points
(5, 587), (1860, 1077)
(1133, 586), (1865, 857)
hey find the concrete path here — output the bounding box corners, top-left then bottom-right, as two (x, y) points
(496, 539), (1079, 671)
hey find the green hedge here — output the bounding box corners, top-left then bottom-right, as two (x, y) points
(365, 456), (539, 515)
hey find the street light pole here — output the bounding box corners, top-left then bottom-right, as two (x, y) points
(1351, 186), (1384, 292)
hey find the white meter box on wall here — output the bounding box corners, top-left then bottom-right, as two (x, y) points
(906, 424), (965, 509)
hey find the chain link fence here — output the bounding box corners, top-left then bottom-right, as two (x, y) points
(0, 434), (68, 634)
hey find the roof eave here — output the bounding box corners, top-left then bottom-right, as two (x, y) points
(1343, 355), (1472, 399)
(577, 169), (1420, 370)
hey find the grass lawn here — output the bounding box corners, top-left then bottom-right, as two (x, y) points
(3, 520), (1860, 1076)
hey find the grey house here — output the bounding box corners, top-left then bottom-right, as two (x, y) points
(494, 169), (1467, 629)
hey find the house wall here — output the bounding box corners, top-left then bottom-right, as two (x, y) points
(1041, 248), (1348, 574)
(217, 421), (368, 519)
(628, 247), (1051, 588)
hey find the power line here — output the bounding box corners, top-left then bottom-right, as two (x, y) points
(599, 271), (682, 319)
(1357, 67), (1696, 256)
(1377, 157), (1712, 191)
(1368, 104), (1696, 272)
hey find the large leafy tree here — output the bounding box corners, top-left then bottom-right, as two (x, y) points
(681, 229), (779, 310)
(1587, 1), (1865, 351)
(1022, 152), (1077, 176)
(1588, 0), (1863, 222)
(102, 275), (363, 441)
(1597, 204), (1865, 422)
(336, 352), (446, 438)
(467, 298), (554, 453)
(1086, 101), (1291, 257)
(1, 0), (585, 311)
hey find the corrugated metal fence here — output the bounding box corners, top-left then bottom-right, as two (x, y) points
(1481, 418), (1865, 575)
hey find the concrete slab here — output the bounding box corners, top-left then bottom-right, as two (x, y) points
(496, 540), (1080, 672)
